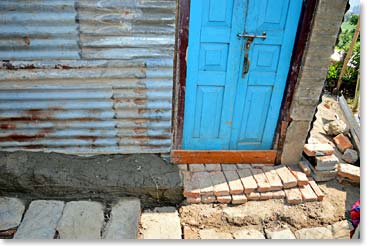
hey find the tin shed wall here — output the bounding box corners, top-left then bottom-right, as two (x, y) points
(0, 0), (176, 154)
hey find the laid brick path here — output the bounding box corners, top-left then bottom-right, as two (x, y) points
(182, 164), (324, 205)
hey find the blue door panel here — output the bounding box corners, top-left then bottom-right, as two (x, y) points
(183, 0), (302, 150)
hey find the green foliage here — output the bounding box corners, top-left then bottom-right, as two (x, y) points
(326, 14), (360, 98)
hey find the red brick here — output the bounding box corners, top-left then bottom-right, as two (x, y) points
(251, 168), (271, 192)
(284, 188), (303, 204)
(210, 172), (230, 196)
(274, 165), (298, 188)
(262, 166), (283, 191)
(304, 144), (334, 156)
(201, 195), (216, 204)
(288, 165), (309, 186)
(299, 184), (318, 202)
(216, 195), (232, 203)
(237, 169), (258, 193)
(333, 134), (353, 153)
(338, 163), (360, 183)
(187, 197), (201, 204)
(223, 171), (244, 194)
(183, 172), (200, 198)
(246, 192), (260, 201)
(231, 194), (247, 204)
(259, 191), (273, 200)
(272, 190), (285, 199)
(308, 178), (324, 201)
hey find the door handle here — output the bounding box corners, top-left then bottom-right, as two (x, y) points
(237, 32), (267, 40)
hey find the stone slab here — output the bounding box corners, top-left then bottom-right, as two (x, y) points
(205, 164), (222, 172)
(14, 200), (65, 239)
(199, 229), (232, 239)
(327, 220), (352, 239)
(275, 165), (298, 188)
(183, 226), (198, 239)
(295, 227), (333, 239)
(233, 229), (265, 239)
(102, 198), (141, 240)
(223, 171), (244, 194)
(265, 229), (296, 239)
(236, 164), (252, 169)
(237, 169), (258, 193)
(140, 207), (181, 239)
(210, 171), (230, 196)
(189, 164), (205, 172)
(0, 197), (25, 231)
(56, 201), (105, 239)
(221, 164), (237, 171)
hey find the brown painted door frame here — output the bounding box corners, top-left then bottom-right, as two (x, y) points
(171, 0), (318, 164)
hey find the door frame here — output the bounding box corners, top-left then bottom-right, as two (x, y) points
(172, 0), (318, 164)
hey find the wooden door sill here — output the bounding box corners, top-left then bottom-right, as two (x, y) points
(170, 150), (276, 164)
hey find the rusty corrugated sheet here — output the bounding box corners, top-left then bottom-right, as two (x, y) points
(0, 0), (176, 154)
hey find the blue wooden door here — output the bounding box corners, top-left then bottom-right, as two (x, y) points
(183, 0), (302, 150)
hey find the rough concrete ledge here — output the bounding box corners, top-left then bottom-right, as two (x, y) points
(0, 151), (183, 207)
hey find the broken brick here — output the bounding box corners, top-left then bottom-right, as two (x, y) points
(333, 134), (353, 153)
(304, 144), (334, 156)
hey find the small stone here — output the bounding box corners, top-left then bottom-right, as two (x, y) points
(199, 229), (232, 239)
(342, 149), (359, 164)
(338, 163), (360, 182)
(233, 229), (265, 239)
(328, 220), (352, 239)
(265, 229), (296, 239)
(205, 164), (221, 172)
(56, 201), (104, 239)
(323, 120), (347, 136)
(295, 227), (333, 239)
(140, 207), (181, 239)
(333, 134), (353, 153)
(189, 164), (206, 172)
(0, 197), (25, 231)
(102, 198), (141, 240)
(14, 200), (65, 239)
(183, 226), (198, 239)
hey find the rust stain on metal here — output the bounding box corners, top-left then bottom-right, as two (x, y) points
(77, 136), (97, 142)
(22, 36), (31, 46)
(133, 98), (145, 105)
(0, 133), (46, 142)
(0, 123), (16, 129)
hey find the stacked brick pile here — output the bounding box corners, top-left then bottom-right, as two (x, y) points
(303, 144), (338, 181)
(180, 164), (324, 205)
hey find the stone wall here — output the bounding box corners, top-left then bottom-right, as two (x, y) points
(281, 0), (348, 165)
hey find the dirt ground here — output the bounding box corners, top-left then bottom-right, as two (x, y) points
(179, 177), (359, 236)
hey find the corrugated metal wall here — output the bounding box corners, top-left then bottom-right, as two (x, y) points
(0, 0), (176, 154)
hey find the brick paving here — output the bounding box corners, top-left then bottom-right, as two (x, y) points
(182, 164), (324, 205)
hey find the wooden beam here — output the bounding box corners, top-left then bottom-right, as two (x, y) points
(171, 150), (277, 164)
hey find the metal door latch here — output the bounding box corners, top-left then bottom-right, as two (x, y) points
(237, 32), (267, 40)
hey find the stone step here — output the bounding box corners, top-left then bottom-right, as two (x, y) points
(102, 198), (141, 240)
(56, 201), (105, 240)
(14, 200), (64, 239)
(139, 206), (181, 239)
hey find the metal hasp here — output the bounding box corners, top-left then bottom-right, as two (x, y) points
(237, 32), (267, 40)
(240, 32), (267, 77)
